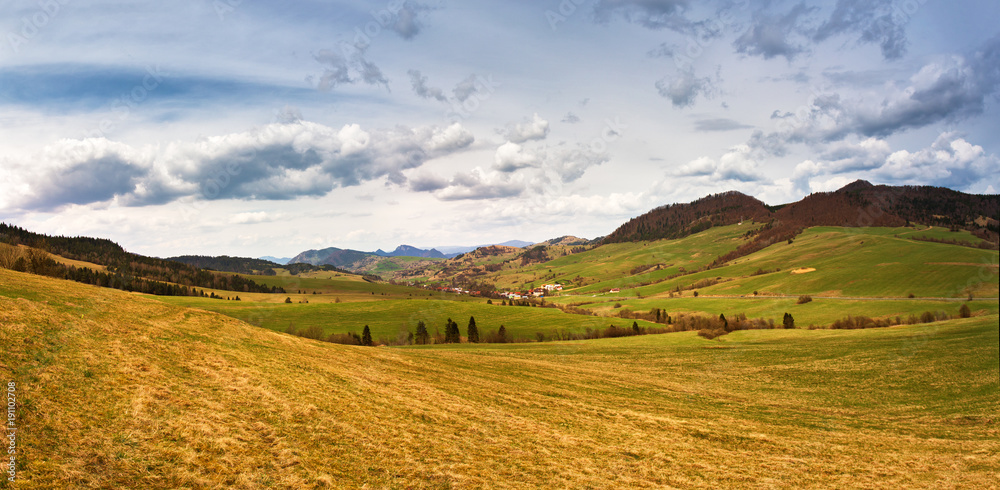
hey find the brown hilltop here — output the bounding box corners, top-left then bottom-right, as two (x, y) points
(602, 191), (772, 244)
(603, 181), (999, 247)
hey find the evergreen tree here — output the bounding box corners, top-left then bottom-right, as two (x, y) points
(467, 316), (480, 343)
(719, 313), (728, 331)
(959, 303), (971, 318)
(361, 325), (373, 346)
(444, 318), (460, 343)
(415, 321), (429, 345)
(497, 325), (507, 343)
(632, 321), (640, 334)
(782, 312), (795, 329)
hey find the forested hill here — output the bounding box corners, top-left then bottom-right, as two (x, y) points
(168, 255), (353, 276)
(602, 191), (772, 244)
(604, 181), (999, 245)
(167, 255), (283, 275)
(0, 223), (283, 295)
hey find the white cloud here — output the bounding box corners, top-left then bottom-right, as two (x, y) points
(676, 145), (764, 182)
(493, 142), (540, 172)
(502, 113), (550, 143)
(229, 211), (282, 224)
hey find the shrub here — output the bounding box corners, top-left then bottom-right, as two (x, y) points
(796, 295), (812, 304)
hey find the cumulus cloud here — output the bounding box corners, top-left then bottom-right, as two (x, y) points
(734, 3), (813, 61)
(546, 145), (610, 183)
(2, 121), (475, 211)
(818, 137), (892, 173)
(676, 144), (765, 182)
(791, 133), (999, 193)
(10, 139), (150, 210)
(875, 133), (1000, 189)
(655, 71), (712, 108)
(502, 113), (550, 143)
(493, 142), (540, 172)
(433, 169), (527, 201)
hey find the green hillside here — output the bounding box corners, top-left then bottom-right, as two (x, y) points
(2, 268), (997, 487)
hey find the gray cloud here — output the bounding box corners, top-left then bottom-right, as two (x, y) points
(593, 0), (694, 33)
(436, 171), (526, 201)
(562, 112), (581, 124)
(734, 3), (813, 61)
(408, 69), (447, 101)
(408, 172), (450, 192)
(17, 153), (147, 211)
(7, 122), (475, 210)
(813, 0), (909, 60)
(392, 2), (428, 40)
(656, 71), (712, 108)
(452, 74), (481, 102)
(695, 118), (752, 131)
(758, 35), (1000, 151)
(312, 43), (388, 91)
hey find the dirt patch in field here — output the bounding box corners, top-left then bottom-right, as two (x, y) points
(790, 268), (816, 274)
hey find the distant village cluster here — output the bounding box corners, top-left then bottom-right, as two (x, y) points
(422, 283), (564, 299)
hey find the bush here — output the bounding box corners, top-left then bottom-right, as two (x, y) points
(796, 295), (812, 304)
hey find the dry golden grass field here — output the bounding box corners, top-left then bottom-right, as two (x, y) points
(1, 267), (998, 488)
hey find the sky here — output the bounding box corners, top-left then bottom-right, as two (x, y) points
(1, 0), (998, 258)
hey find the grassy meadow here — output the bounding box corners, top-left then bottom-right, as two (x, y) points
(1, 267), (997, 488)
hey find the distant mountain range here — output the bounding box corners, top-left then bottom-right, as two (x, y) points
(259, 256), (291, 265)
(374, 245), (448, 259)
(286, 240), (537, 268)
